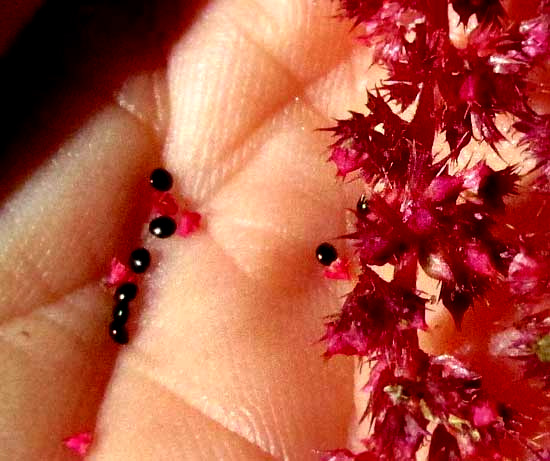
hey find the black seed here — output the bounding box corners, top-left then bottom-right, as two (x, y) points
(109, 321), (129, 345)
(316, 242), (338, 266)
(356, 194), (369, 215)
(114, 282), (138, 302)
(129, 247), (151, 274)
(150, 168), (173, 191)
(149, 216), (177, 238)
(112, 301), (130, 324)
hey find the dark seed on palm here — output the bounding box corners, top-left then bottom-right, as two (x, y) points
(316, 242), (338, 266)
(109, 321), (129, 345)
(149, 216), (177, 238)
(150, 168), (173, 191)
(112, 302), (130, 324)
(129, 247), (151, 274)
(114, 282), (138, 302)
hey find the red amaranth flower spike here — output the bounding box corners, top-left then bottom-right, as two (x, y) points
(354, 353), (522, 460)
(515, 113), (550, 160)
(322, 267), (427, 359)
(347, 159), (513, 326)
(324, 93), (412, 184)
(439, 27), (531, 153)
(318, 0), (550, 458)
(365, 404), (428, 460)
(346, 5), (531, 154)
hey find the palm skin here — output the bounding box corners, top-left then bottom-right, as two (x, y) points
(0, 1), (370, 459)
(0, 1), (546, 460)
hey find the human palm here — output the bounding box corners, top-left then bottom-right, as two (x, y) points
(0, 1), (370, 459)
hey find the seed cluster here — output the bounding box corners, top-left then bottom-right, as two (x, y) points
(108, 168), (176, 345)
(314, 196), (369, 270)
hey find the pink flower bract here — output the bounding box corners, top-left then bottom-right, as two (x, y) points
(151, 191), (180, 216)
(104, 258), (134, 287)
(324, 258), (352, 280)
(176, 211), (202, 237)
(62, 431), (92, 457)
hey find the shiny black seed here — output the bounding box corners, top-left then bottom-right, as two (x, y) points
(129, 247), (151, 274)
(112, 301), (130, 324)
(150, 168), (173, 191)
(356, 194), (369, 215)
(149, 216), (177, 238)
(109, 321), (129, 345)
(114, 282), (138, 302)
(316, 242), (338, 266)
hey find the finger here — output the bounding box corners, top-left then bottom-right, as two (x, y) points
(0, 89), (163, 460)
(0, 0), (199, 200)
(89, 0), (360, 459)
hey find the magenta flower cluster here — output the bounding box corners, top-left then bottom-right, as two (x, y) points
(320, 0), (550, 459)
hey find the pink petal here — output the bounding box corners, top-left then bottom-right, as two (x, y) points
(420, 250), (454, 282)
(459, 74), (478, 103)
(406, 207), (435, 235)
(464, 243), (496, 277)
(430, 354), (479, 381)
(151, 191), (179, 216)
(508, 250), (545, 296)
(176, 211), (202, 237)
(461, 161), (493, 193)
(104, 258), (133, 287)
(63, 431), (92, 457)
(329, 146), (362, 177)
(520, 14), (550, 60)
(424, 175), (463, 203)
(323, 258), (351, 280)
(472, 400), (498, 427)
(323, 322), (369, 357)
